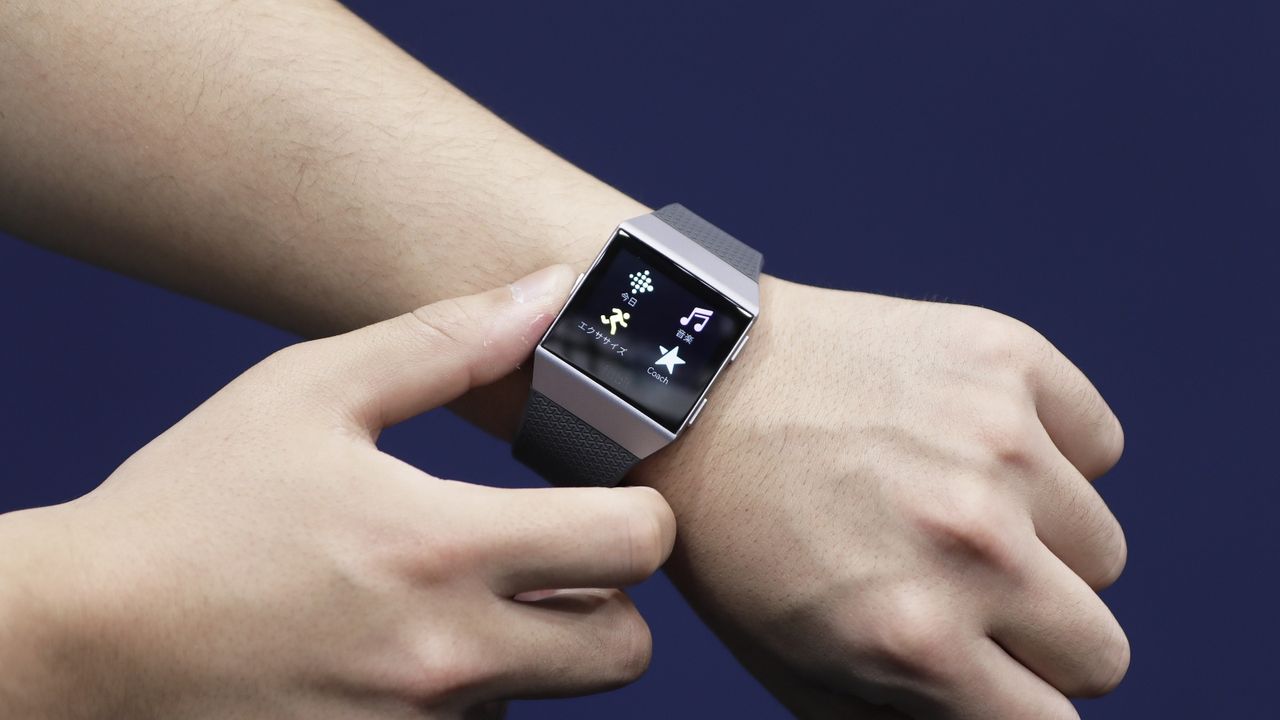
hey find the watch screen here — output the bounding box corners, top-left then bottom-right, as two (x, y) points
(541, 230), (752, 432)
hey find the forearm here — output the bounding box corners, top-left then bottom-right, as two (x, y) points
(0, 0), (642, 338)
(0, 0), (747, 522)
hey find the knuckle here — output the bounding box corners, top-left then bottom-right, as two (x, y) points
(373, 500), (484, 587)
(1081, 507), (1128, 589)
(1095, 411), (1126, 471)
(1063, 382), (1125, 477)
(1097, 524), (1128, 588)
(407, 534), (484, 588)
(395, 634), (492, 706)
(556, 591), (652, 689)
(613, 493), (671, 581)
(1076, 623), (1131, 697)
(603, 602), (654, 685)
(864, 590), (960, 682)
(408, 298), (474, 348)
(915, 481), (1023, 571)
(625, 515), (667, 580)
(965, 309), (1037, 366)
(974, 405), (1039, 470)
(1038, 593), (1130, 698)
(1048, 470), (1128, 590)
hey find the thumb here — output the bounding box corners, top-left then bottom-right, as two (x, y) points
(299, 264), (575, 431)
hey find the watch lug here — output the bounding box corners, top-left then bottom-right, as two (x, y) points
(531, 347), (675, 459)
(621, 214), (760, 317)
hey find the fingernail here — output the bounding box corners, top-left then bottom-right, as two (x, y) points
(514, 588), (614, 602)
(509, 265), (568, 304)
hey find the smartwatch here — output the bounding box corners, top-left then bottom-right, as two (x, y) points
(513, 204), (762, 487)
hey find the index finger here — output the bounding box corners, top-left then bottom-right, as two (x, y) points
(471, 484), (677, 596)
(275, 265), (574, 434)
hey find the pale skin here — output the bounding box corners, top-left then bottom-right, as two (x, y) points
(0, 265), (677, 719)
(0, 1), (1130, 718)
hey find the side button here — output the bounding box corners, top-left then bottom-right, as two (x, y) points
(687, 397), (708, 427)
(730, 334), (750, 362)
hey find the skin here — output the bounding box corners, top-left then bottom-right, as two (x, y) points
(0, 265), (678, 719)
(0, 1), (1130, 717)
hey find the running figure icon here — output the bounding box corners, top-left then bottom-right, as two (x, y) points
(601, 308), (630, 335)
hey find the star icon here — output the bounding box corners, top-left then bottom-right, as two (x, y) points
(655, 345), (685, 374)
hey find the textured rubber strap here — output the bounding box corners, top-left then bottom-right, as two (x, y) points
(514, 204), (759, 487)
(653, 203), (763, 280)
(513, 391), (639, 487)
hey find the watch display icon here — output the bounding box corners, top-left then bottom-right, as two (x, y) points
(628, 269), (654, 294)
(654, 345), (686, 374)
(600, 308), (630, 335)
(680, 307), (713, 332)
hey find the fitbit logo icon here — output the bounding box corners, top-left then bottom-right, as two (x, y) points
(628, 269), (654, 294)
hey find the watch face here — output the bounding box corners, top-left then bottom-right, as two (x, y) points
(541, 229), (753, 432)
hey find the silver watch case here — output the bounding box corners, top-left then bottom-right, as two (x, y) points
(531, 211), (759, 460)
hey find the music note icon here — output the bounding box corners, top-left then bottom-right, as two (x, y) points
(680, 307), (714, 332)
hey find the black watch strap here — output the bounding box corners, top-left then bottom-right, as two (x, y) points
(512, 391), (639, 487)
(653, 204), (763, 280)
(513, 204), (759, 487)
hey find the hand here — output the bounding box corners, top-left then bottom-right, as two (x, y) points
(638, 278), (1127, 719)
(0, 265), (676, 720)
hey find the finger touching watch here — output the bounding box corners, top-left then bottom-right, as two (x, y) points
(513, 204), (762, 487)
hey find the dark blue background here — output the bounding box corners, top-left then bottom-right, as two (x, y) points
(2, 2), (1276, 717)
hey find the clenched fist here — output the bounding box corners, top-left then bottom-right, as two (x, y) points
(641, 278), (1128, 719)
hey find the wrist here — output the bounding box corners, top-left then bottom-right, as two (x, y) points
(498, 206), (783, 493)
(0, 506), (117, 720)
(629, 274), (794, 520)
(448, 196), (653, 440)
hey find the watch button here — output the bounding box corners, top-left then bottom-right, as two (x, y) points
(730, 334), (750, 362)
(688, 397), (708, 427)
